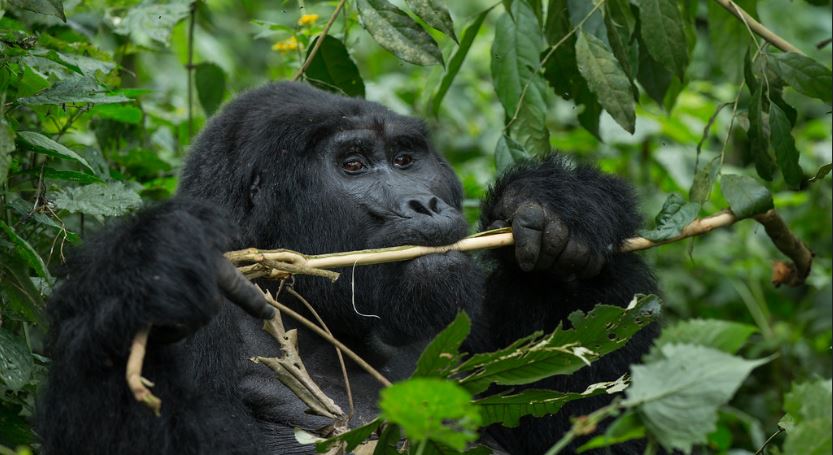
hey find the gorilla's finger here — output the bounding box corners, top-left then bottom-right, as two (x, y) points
(578, 252), (605, 279)
(553, 238), (591, 277)
(216, 258), (276, 320)
(536, 215), (569, 271)
(512, 203), (545, 272)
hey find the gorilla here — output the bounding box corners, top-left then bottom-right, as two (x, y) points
(36, 82), (657, 454)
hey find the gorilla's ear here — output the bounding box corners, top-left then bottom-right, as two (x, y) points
(247, 172), (261, 208)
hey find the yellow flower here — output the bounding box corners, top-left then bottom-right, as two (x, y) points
(272, 36), (299, 53)
(297, 14), (319, 26)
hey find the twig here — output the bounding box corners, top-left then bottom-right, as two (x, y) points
(292, 0), (347, 81)
(125, 325), (161, 415)
(186, 2), (196, 139)
(712, 0), (804, 54)
(753, 210), (814, 287)
(817, 37), (832, 49)
(755, 428), (784, 455)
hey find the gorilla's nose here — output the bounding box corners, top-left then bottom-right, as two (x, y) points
(403, 195), (446, 217)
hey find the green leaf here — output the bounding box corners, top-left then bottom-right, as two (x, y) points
(7, 0), (65, 21)
(638, 194), (700, 242)
(0, 118), (14, 187)
(194, 62), (227, 117)
(706, 0), (756, 81)
(357, 0), (443, 66)
(808, 163), (832, 183)
(636, 35), (674, 107)
(624, 344), (769, 453)
(495, 134), (531, 175)
(720, 174), (774, 219)
(41, 168), (103, 184)
(0, 251), (45, 325)
(575, 31), (635, 133)
(430, 6), (493, 115)
(112, 0), (193, 48)
(747, 80), (776, 181)
(577, 411), (646, 453)
(0, 329), (34, 392)
(770, 52), (833, 104)
(604, 0), (637, 89)
(18, 76), (130, 105)
(781, 380), (832, 455)
(635, 0), (689, 79)
(413, 312), (471, 377)
(459, 294), (661, 394)
(380, 378), (480, 451)
(689, 157), (721, 205)
(90, 104), (143, 124)
(649, 319), (757, 357)
(769, 103), (804, 188)
(51, 181), (143, 217)
(16, 131), (95, 174)
(405, 0), (457, 42)
(0, 220), (51, 280)
(372, 424), (401, 455)
(304, 35), (365, 98)
(476, 376), (628, 427)
(315, 418), (382, 453)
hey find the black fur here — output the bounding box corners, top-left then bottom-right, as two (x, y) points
(36, 82), (657, 454)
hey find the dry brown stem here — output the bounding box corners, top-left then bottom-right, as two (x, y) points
(125, 325), (161, 415)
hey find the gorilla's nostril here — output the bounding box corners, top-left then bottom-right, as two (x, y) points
(409, 200), (433, 216)
(429, 197), (440, 213)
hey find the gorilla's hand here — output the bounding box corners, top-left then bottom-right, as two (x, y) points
(486, 198), (605, 280)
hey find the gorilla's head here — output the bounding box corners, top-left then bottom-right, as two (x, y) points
(179, 82), (480, 344)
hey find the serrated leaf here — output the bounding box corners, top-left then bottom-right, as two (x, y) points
(639, 194), (700, 242)
(459, 295), (661, 394)
(780, 380), (833, 454)
(7, 0), (65, 21)
(0, 220), (51, 280)
(748, 82), (776, 181)
(635, 0), (689, 79)
(113, 0), (192, 48)
(0, 118), (14, 187)
(405, 0), (457, 42)
(495, 134), (530, 175)
(769, 103), (804, 188)
(624, 344), (769, 453)
(476, 376), (628, 428)
(431, 6), (493, 114)
(689, 156), (721, 205)
(575, 31), (635, 133)
(16, 131), (95, 174)
(380, 378), (480, 451)
(18, 76), (130, 105)
(649, 319), (757, 359)
(194, 62), (226, 116)
(0, 329), (34, 391)
(771, 52), (833, 104)
(51, 181), (143, 217)
(720, 174), (773, 219)
(304, 35), (365, 98)
(413, 312), (471, 377)
(315, 418), (382, 453)
(357, 0), (443, 66)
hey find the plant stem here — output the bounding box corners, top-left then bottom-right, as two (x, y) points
(186, 2), (196, 139)
(712, 0), (803, 54)
(292, 0), (347, 81)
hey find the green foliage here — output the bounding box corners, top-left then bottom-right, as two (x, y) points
(639, 193), (700, 241)
(304, 36), (365, 97)
(780, 379), (832, 454)
(720, 174), (774, 218)
(194, 62), (227, 116)
(356, 0), (443, 66)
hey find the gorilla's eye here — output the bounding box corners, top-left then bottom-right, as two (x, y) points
(342, 158), (366, 174)
(393, 153), (414, 169)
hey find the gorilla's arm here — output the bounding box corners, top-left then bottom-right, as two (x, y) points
(36, 199), (272, 454)
(471, 155), (658, 454)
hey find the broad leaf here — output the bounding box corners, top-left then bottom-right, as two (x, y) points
(495, 135), (531, 174)
(16, 131), (95, 174)
(314, 418), (382, 453)
(112, 0), (193, 48)
(624, 344), (769, 453)
(0, 252), (45, 325)
(372, 424), (400, 455)
(720, 174), (773, 219)
(747, 81), (776, 181)
(380, 378), (480, 451)
(90, 104), (143, 125)
(808, 163), (832, 183)
(413, 312), (471, 377)
(405, 0), (457, 42)
(0, 220), (52, 280)
(635, 0), (689, 79)
(7, 0), (65, 21)
(575, 31), (635, 133)
(194, 62), (227, 116)
(781, 380), (833, 455)
(0, 118), (13, 187)
(357, 0), (443, 66)
(636, 35), (674, 108)
(769, 103), (804, 188)
(648, 319), (757, 359)
(689, 156), (721, 205)
(638, 194), (700, 242)
(431, 6), (493, 114)
(771, 52), (833, 104)
(476, 376), (628, 427)
(604, 0), (637, 94)
(51, 181), (143, 217)
(458, 294), (661, 393)
(304, 35), (365, 98)
(706, 0), (756, 81)
(0, 329), (33, 392)
(18, 76), (130, 105)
